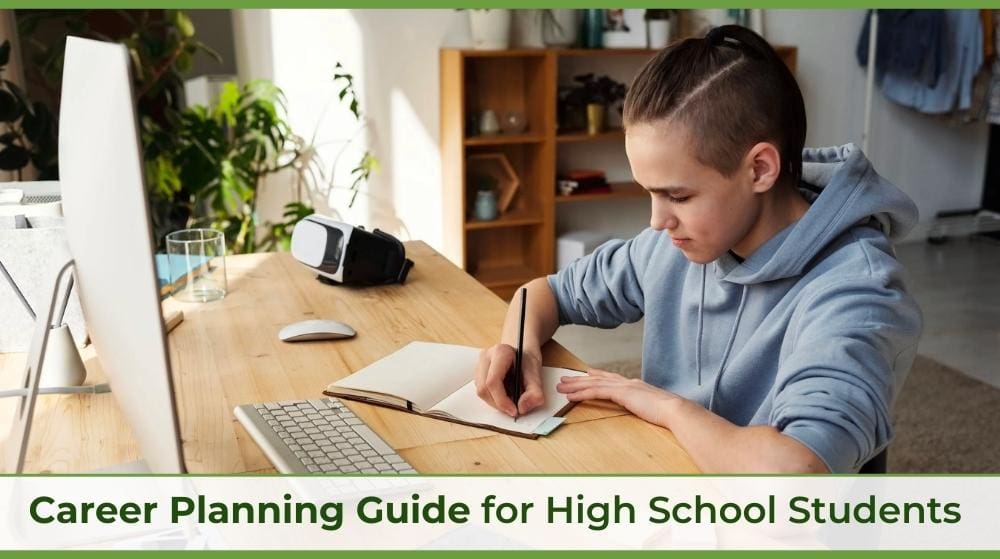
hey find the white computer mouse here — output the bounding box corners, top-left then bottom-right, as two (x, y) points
(278, 319), (356, 342)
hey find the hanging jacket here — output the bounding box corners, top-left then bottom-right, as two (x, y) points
(856, 9), (946, 88)
(547, 144), (923, 473)
(877, 10), (984, 114)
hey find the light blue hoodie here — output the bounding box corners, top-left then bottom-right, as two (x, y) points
(548, 144), (923, 473)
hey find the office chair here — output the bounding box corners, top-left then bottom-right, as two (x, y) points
(859, 448), (888, 474)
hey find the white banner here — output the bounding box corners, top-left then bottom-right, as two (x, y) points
(0, 476), (995, 550)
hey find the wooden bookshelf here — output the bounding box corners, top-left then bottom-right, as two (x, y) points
(557, 128), (625, 143)
(556, 181), (648, 203)
(441, 45), (796, 299)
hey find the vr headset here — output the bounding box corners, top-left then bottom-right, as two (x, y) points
(290, 215), (413, 286)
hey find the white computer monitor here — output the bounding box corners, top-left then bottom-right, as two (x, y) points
(52, 36), (186, 472)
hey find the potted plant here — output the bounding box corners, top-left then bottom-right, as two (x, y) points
(559, 73), (627, 135)
(0, 40), (59, 181)
(467, 9), (512, 51)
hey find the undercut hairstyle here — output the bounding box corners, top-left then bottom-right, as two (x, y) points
(623, 25), (807, 187)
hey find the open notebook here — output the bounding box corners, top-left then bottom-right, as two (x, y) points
(324, 341), (586, 438)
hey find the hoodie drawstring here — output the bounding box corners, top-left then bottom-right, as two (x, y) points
(708, 284), (748, 413)
(694, 263), (749, 413)
(695, 265), (707, 386)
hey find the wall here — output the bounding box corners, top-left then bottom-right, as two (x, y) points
(231, 9), (989, 259)
(231, 9), (470, 247)
(185, 10), (238, 80)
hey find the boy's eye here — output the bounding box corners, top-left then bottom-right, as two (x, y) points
(667, 195), (690, 203)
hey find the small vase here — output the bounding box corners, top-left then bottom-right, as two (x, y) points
(586, 103), (606, 135)
(511, 10), (545, 48)
(469, 10), (512, 51)
(474, 190), (499, 221)
(582, 9), (604, 49)
(543, 9), (578, 47)
(647, 19), (672, 49)
(479, 109), (500, 136)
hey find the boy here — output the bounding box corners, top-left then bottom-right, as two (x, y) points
(474, 25), (922, 473)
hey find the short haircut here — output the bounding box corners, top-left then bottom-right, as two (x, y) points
(623, 25), (807, 187)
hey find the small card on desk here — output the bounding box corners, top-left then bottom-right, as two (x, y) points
(324, 341), (584, 438)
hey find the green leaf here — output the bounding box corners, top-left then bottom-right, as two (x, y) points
(214, 81), (240, 126)
(22, 102), (49, 143)
(2, 81), (32, 117)
(0, 145), (30, 170)
(0, 89), (19, 122)
(0, 41), (10, 68)
(174, 11), (196, 39)
(175, 51), (192, 73)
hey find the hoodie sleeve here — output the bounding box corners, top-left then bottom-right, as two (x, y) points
(546, 228), (660, 328)
(769, 276), (922, 473)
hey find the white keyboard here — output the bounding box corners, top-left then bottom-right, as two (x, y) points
(234, 397), (417, 474)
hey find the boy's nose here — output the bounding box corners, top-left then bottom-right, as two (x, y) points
(650, 204), (679, 231)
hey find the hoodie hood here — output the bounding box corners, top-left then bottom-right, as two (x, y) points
(717, 143), (919, 285)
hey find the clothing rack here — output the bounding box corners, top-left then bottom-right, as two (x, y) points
(862, 10), (999, 242)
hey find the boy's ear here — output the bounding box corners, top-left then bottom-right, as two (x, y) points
(745, 142), (782, 194)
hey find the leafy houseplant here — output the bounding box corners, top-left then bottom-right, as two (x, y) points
(17, 10), (220, 135)
(557, 73), (627, 134)
(0, 40), (58, 180)
(144, 80), (297, 254)
(145, 64), (377, 254)
(13, 11), (376, 253)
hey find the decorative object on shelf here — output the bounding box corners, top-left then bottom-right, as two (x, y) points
(468, 9), (512, 50)
(727, 9), (751, 28)
(586, 103), (605, 135)
(557, 169), (609, 196)
(466, 112), (480, 136)
(473, 188), (499, 222)
(511, 10), (545, 48)
(602, 9), (647, 49)
(467, 153), (519, 214)
(501, 110), (527, 134)
(558, 73), (627, 135)
(581, 9), (604, 49)
(645, 9), (677, 49)
(543, 10), (578, 47)
(479, 109), (501, 136)
(557, 230), (611, 271)
(749, 9), (765, 36)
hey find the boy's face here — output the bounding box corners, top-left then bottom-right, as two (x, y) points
(625, 123), (769, 264)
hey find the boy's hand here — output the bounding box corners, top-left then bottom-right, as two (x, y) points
(475, 344), (545, 417)
(557, 368), (683, 427)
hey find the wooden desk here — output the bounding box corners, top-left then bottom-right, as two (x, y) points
(0, 242), (697, 473)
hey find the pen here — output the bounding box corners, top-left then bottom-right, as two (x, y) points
(505, 287), (527, 422)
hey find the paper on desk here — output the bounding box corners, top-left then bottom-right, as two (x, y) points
(431, 366), (585, 436)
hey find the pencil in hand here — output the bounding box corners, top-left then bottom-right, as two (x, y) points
(504, 287), (527, 421)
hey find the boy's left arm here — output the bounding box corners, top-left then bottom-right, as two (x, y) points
(557, 370), (829, 473)
(558, 275), (923, 474)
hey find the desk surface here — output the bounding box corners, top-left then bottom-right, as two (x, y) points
(1, 242), (697, 473)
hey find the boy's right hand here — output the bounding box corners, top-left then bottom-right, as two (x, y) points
(474, 344), (545, 417)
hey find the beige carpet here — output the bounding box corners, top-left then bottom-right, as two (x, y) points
(595, 355), (1000, 473)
